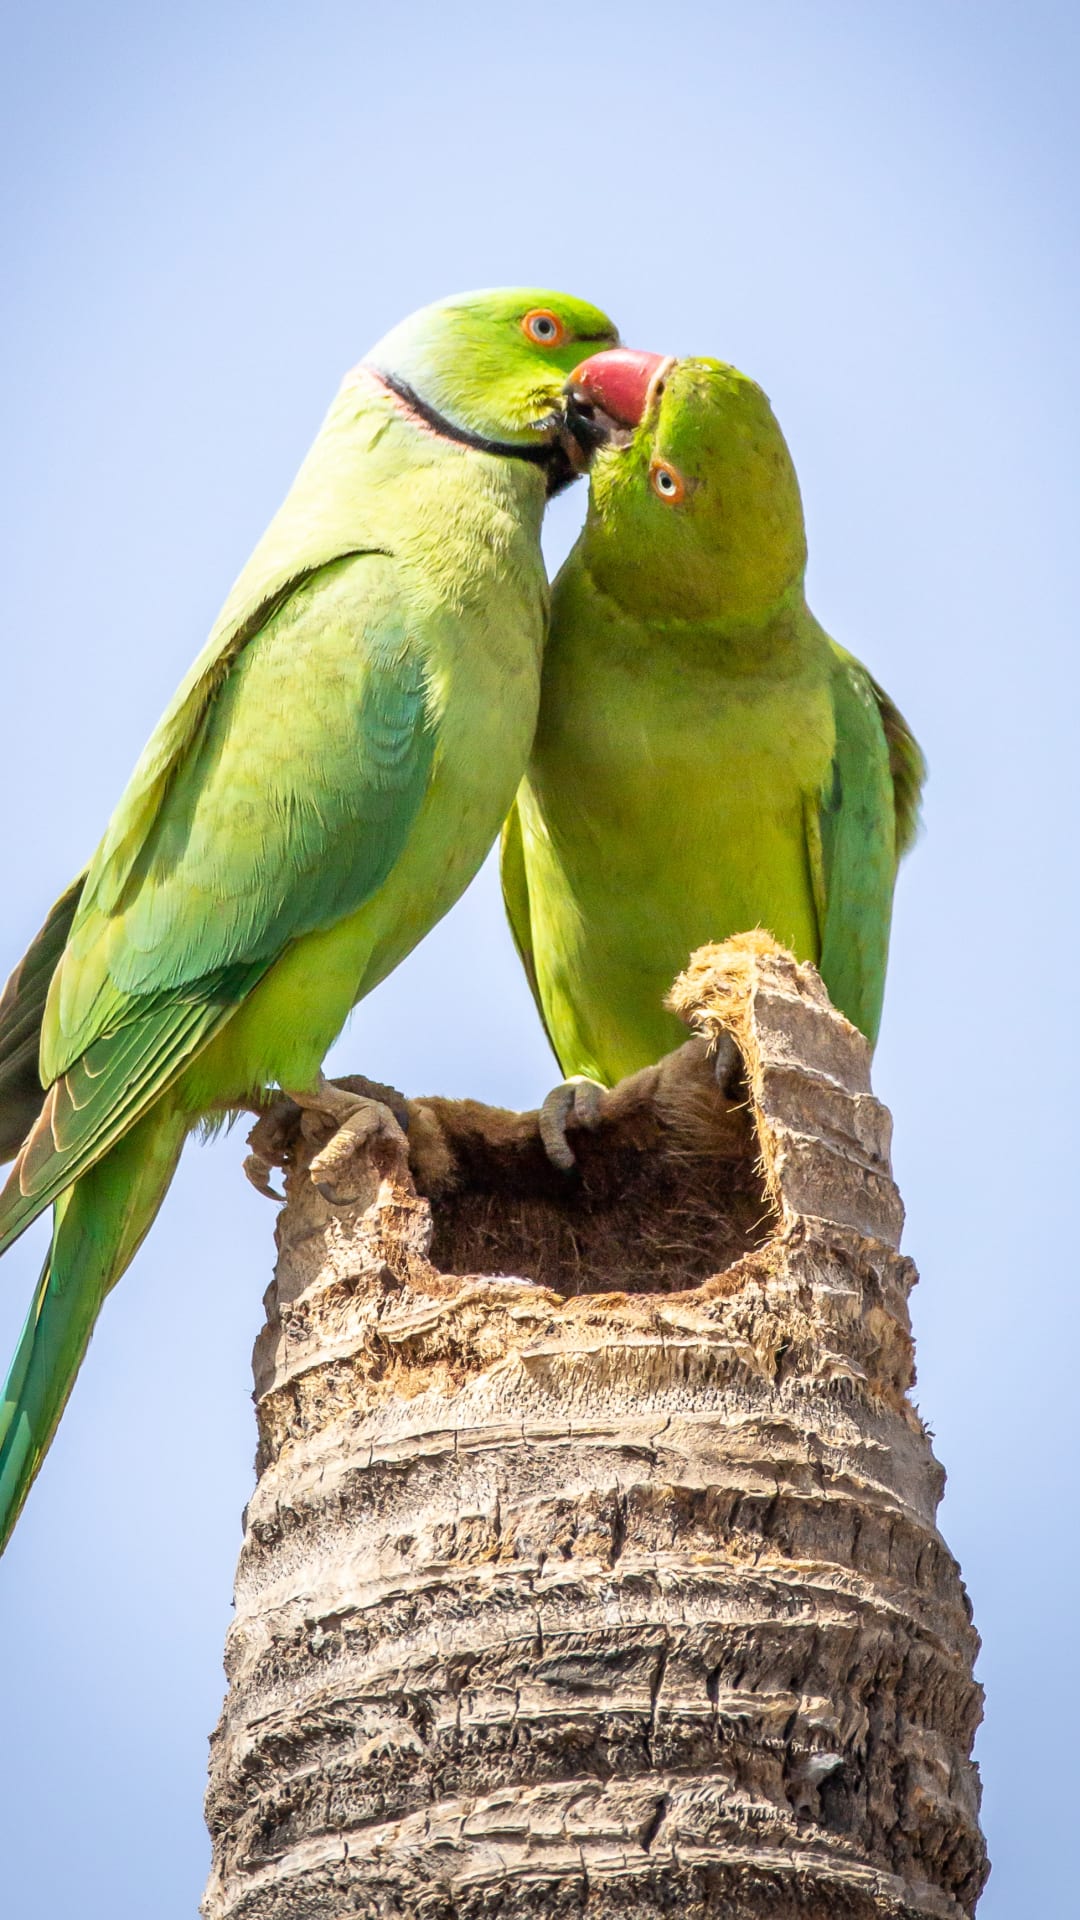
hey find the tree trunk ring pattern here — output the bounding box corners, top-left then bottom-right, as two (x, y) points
(204, 934), (986, 1920)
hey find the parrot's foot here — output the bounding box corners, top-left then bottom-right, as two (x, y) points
(293, 1074), (410, 1202)
(243, 1097), (302, 1201)
(539, 1075), (607, 1172)
(242, 1074), (410, 1203)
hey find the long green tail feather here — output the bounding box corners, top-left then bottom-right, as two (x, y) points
(0, 1100), (186, 1553)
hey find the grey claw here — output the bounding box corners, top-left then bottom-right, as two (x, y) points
(243, 1099), (302, 1201)
(242, 1151), (285, 1203)
(538, 1076), (606, 1172)
(539, 1083), (579, 1172)
(713, 1032), (741, 1096)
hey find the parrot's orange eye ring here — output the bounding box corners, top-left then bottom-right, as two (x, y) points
(521, 308), (567, 348)
(650, 458), (685, 504)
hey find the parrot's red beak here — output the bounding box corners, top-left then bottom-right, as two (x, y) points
(566, 348), (671, 428)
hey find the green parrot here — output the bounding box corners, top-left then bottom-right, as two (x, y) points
(501, 350), (925, 1162)
(0, 285), (619, 1549)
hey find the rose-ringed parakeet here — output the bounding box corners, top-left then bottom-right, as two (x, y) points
(501, 351), (924, 1163)
(0, 286), (619, 1549)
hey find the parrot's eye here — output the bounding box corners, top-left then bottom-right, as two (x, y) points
(650, 459), (685, 504)
(522, 309), (566, 348)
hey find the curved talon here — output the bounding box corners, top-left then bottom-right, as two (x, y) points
(539, 1075), (606, 1172)
(243, 1097), (302, 1201)
(242, 1151), (284, 1203)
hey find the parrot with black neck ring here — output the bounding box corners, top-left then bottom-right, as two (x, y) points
(0, 285), (620, 1550)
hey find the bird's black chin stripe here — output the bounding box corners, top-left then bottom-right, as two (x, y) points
(372, 370), (561, 478)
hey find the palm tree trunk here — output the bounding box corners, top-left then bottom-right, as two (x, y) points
(203, 935), (986, 1920)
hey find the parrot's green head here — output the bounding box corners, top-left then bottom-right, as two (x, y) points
(364, 288), (619, 491)
(569, 353), (808, 620)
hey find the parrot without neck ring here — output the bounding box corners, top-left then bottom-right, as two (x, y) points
(0, 285), (619, 1551)
(502, 349), (925, 1162)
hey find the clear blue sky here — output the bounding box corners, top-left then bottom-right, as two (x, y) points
(1, 3), (1076, 1912)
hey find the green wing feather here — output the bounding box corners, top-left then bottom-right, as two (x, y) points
(0, 973), (264, 1257)
(810, 645), (925, 1044)
(0, 550), (434, 1258)
(0, 876), (85, 1161)
(81, 361), (419, 925)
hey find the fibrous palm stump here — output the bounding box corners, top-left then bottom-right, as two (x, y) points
(203, 936), (986, 1920)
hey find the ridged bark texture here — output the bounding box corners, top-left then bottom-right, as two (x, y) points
(203, 935), (986, 1920)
